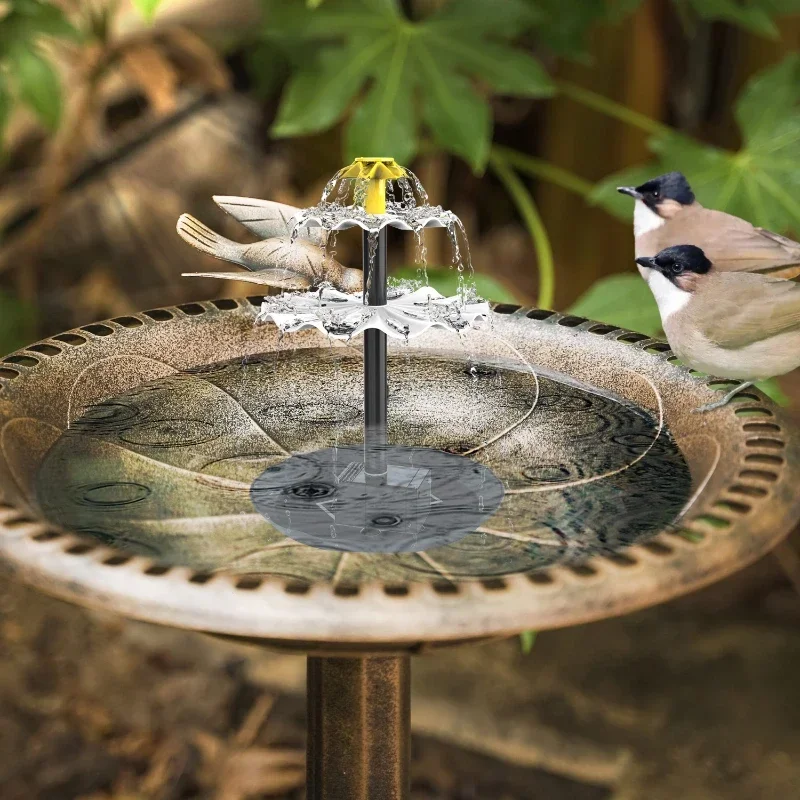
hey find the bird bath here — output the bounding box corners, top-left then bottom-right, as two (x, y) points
(1, 159), (800, 800)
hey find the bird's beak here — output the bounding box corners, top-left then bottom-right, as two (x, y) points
(635, 256), (657, 270)
(617, 186), (642, 200)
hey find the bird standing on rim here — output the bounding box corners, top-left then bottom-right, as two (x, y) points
(617, 172), (800, 280)
(635, 244), (800, 411)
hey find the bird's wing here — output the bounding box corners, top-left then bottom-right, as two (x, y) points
(213, 197), (326, 247)
(182, 270), (312, 290)
(700, 273), (800, 348)
(696, 209), (800, 272)
(755, 227), (800, 252)
(242, 236), (353, 286)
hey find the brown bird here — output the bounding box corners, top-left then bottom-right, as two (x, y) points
(618, 172), (800, 280)
(635, 244), (800, 411)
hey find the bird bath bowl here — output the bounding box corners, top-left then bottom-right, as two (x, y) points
(1, 300), (799, 798)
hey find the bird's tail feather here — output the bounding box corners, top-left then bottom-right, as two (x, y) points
(176, 214), (242, 267)
(182, 270), (310, 290)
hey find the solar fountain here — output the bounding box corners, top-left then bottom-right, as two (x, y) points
(1, 156), (799, 800)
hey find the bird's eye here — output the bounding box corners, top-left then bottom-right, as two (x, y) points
(671, 263), (683, 274)
(652, 189), (660, 198)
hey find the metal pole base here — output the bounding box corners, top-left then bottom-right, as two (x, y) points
(307, 655), (411, 800)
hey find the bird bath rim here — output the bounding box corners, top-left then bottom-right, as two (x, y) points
(0, 299), (798, 653)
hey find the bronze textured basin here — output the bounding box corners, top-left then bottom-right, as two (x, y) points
(1, 299), (796, 649)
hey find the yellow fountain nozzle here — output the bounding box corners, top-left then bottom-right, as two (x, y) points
(340, 157), (407, 214)
(344, 157), (407, 181)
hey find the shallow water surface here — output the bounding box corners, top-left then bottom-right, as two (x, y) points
(35, 349), (692, 582)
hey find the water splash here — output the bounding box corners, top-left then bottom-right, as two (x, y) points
(289, 173), (473, 288)
(257, 284), (489, 341)
(365, 229), (380, 304)
(415, 230), (429, 285)
(270, 166), (485, 337)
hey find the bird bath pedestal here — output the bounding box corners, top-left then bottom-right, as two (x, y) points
(1, 300), (799, 797)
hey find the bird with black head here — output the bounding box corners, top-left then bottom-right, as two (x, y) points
(636, 244), (800, 411)
(618, 172), (800, 280)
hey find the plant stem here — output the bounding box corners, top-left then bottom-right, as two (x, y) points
(556, 79), (671, 138)
(491, 145), (594, 198)
(520, 630), (537, 654)
(489, 152), (555, 310)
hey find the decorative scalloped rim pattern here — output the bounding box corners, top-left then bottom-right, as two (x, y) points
(0, 298), (797, 648)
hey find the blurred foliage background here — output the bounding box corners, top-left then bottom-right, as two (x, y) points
(1, 0), (800, 362)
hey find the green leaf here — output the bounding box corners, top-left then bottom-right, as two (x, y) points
(266, 0), (548, 169)
(392, 267), (519, 303)
(687, 0), (778, 38)
(735, 53), (800, 148)
(424, 34), (554, 96)
(264, 0), (395, 39)
(532, 0), (607, 59)
(271, 38), (388, 137)
(520, 630), (537, 654)
(0, 1), (81, 53)
(425, 0), (539, 36)
(345, 69), (417, 164)
(18, 1), (81, 39)
(418, 52), (491, 170)
(568, 273), (662, 337)
(132, 0), (166, 22)
(9, 46), (62, 130)
(592, 55), (800, 235)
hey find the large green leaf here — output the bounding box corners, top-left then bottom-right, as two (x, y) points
(423, 0), (539, 36)
(568, 272), (662, 336)
(417, 53), (491, 170)
(686, 0), (800, 39)
(9, 45), (62, 131)
(266, 0), (552, 169)
(531, 0), (608, 60)
(272, 38), (388, 137)
(592, 55), (800, 234)
(345, 68), (417, 163)
(0, 0), (80, 43)
(426, 36), (553, 96)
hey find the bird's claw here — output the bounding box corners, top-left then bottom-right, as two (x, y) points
(692, 400), (728, 413)
(692, 381), (753, 413)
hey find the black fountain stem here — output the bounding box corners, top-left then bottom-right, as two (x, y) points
(364, 228), (388, 481)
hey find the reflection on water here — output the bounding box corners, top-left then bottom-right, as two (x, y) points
(34, 349), (692, 582)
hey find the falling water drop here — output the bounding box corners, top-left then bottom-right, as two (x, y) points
(415, 229), (429, 285)
(364, 229), (380, 304)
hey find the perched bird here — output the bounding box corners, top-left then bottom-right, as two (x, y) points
(177, 198), (363, 292)
(635, 244), (800, 411)
(618, 172), (800, 280)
